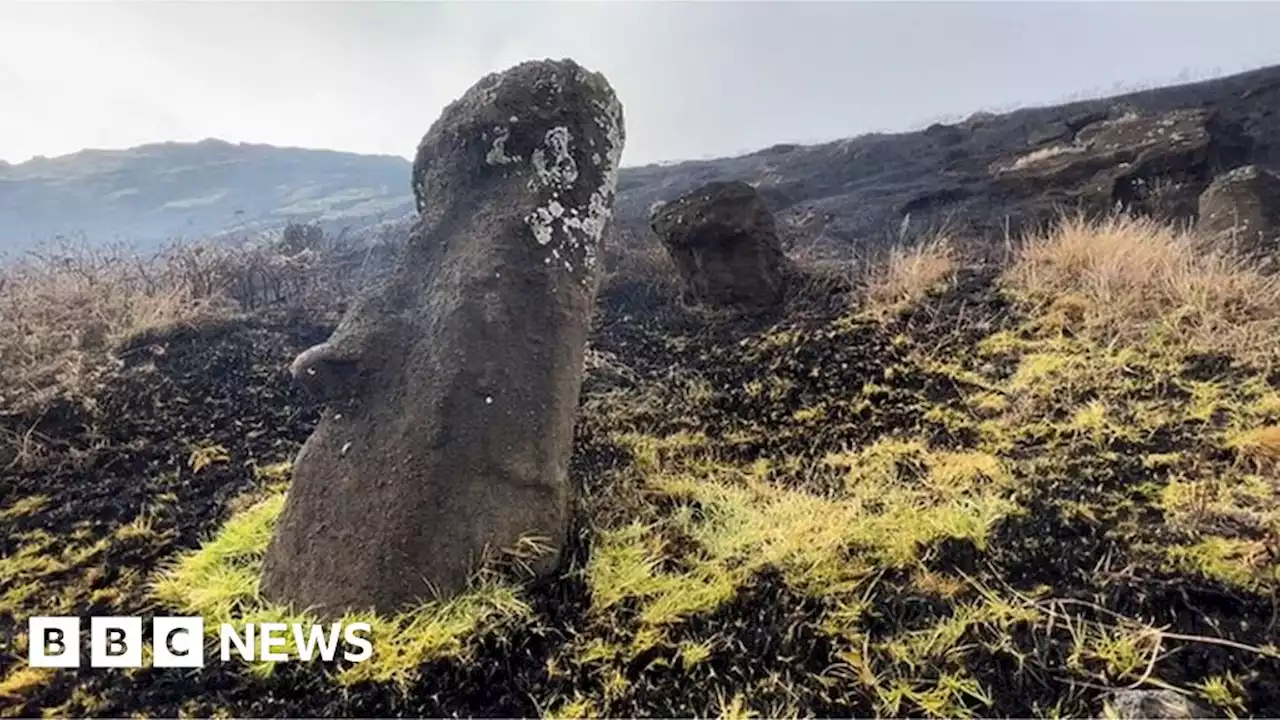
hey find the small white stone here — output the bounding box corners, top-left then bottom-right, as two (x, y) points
(485, 396), (493, 405)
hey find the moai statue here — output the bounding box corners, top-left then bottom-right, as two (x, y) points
(260, 58), (625, 616)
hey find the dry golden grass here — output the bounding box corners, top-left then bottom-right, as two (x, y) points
(1006, 143), (1086, 171)
(862, 235), (957, 317)
(1004, 214), (1280, 367)
(1224, 425), (1280, 471)
(0, 226), (387, 417)
(0, 242), (238, 414)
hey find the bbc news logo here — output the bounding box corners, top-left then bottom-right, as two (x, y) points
(28, 616), (372, 668)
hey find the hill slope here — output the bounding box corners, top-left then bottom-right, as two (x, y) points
(3, 63), (1279, 255)
(612, 63), (1280, 250)
(0, 140), (413, 253)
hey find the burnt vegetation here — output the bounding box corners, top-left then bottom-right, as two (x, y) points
(2, 208), (1278, 718)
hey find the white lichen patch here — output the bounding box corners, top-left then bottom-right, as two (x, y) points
(592, 96), (625, 170)
(527, 200), (567, 245)
(530, 126), (579, 188)
(530, 220), (554, 246)
(485, 125), (520, 166)
(561, 190), (614, 264)
(521, 90), (624, 280)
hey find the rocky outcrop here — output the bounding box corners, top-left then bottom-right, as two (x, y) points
(989, 108), (1253, 224)
(259, 58), (625, 616)
(1024, 110), (1110, 148)
(1198, 164), (1280, 261)
(611, 64), (1280, 255)
(649, 181), (792, 308)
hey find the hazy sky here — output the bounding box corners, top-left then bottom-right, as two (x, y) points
(3, 2), (1280, 168)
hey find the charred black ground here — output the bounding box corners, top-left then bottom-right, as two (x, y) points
(3, 252), (1278, 718)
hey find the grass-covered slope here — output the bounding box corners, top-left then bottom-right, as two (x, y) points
(2, 216), (1278, 717)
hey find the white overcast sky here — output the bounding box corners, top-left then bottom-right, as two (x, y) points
(2, 1), (1280, 167)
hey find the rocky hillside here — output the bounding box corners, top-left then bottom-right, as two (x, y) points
(4, 63), (1279, 256)
(614, 63), (1280, 253)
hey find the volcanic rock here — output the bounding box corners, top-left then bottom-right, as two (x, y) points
(1197, 164), (1280, 262)
(649, 180), (792, 308)
(989, 108), (1252, 224)
(259, 58), (625, 616)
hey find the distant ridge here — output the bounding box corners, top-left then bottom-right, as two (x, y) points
(0, 139), (414, 253)
(4, 62), (1279, 255)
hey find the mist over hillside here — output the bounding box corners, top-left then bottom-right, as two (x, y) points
(0, 139), (413, 254)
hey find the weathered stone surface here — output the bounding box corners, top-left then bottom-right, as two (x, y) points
(1197, 164), (1280, 261)
(259, 58), (625, 616)
(649, 181), (792, 307)
(1024, 106), (1115, 148)
(1025, 121), (1071, 148)
(1065, 109), (1110, 134)
(981, 109), (1254, 232)
(1107, 689), (1214, 719)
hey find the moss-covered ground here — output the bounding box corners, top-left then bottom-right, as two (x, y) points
(2, 218), (1278, 717)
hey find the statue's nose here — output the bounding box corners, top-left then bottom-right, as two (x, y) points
(290, 342), (362, 403)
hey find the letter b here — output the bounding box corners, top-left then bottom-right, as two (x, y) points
(28, 617), (80, 668)
(90, 617), (142, 668)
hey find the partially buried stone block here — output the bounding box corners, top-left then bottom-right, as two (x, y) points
(649, 180), (793, 308)
(1197, 164), (1280, 263)
(259, 58), (625, 617)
